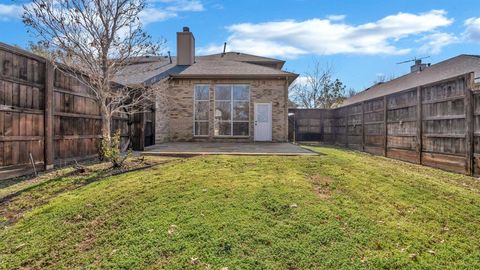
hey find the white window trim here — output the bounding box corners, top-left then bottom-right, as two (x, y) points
(193, 84), (210, 137)
(214, 84), (250, 137)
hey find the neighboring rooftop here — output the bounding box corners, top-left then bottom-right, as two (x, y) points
(341, 54), (480, 106)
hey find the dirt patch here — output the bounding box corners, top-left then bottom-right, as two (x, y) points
(309, 175), (334, 199)
(77, 231), (97, 252)
(76, 216), (106, 252)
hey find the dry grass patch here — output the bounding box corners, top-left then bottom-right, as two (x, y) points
(309, 174), (334, 199)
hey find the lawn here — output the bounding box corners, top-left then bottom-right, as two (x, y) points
(1, 146), (480, 269)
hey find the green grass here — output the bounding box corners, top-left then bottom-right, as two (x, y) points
(1, 146), (480, 269)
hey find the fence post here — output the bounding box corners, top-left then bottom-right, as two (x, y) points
(465, 73), (474, 175)
(383, 95), (388, 157)
(416, 86), (423, 164)
(361, 101), (365, 151)
(293, 111), (296, 143)
(44, 62), (54, 170)
(345, 107), (349, 148)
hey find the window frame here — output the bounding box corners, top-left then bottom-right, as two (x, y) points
(193, 84), (210, 137)
(214, 84), (250, 137)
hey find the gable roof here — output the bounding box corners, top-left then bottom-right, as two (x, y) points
(341, 55), (480, 106)
(113, 53), (297, 87)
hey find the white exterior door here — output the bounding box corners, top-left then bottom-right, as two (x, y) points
(254, 103), (272, 141)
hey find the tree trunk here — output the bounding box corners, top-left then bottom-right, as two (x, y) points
(101, 105), (111, 141)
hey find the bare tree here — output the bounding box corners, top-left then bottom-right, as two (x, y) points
(373, 73), (396, 85)
(347, 88), (357, 98)
(22, 0), (163, 140)
(288, 99), (298, 108)
(289, 59), (347, 109)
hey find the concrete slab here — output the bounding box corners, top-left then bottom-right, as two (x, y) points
(142, 142), (317, 156)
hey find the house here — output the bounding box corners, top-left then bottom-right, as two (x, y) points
(114, 27), (298, 144)
(342, 55), (480, 106)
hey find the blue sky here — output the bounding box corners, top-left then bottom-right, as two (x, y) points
(1, 0), (479, 91)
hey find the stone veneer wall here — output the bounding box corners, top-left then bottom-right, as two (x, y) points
(155, 78), (289, 143)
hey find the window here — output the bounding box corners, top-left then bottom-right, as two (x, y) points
(194, 85), (209, 136)
(214, 85), (250, 136)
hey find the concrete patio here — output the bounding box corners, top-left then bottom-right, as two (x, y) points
(142, 142), (317, 156)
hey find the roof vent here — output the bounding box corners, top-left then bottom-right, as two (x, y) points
(222, 42), (227, 57)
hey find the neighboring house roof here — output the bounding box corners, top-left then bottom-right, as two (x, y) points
(112, 53), (297, 87)
(341, 55), (480, 107)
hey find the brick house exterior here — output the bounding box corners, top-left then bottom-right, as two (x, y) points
(156, 78), (289, 142)
(115, 27), (298, 144)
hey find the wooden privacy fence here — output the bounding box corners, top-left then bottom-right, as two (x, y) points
(290, 72), (480, 176)
(288, 108), (329, 141)
(0, 43), (151, 180)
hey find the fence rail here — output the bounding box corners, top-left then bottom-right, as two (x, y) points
(289, 72), (480, 176)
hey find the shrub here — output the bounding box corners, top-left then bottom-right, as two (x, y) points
(100, 130), (128, 167)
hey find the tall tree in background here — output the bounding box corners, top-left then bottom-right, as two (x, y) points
(22, 0), (163, 140)
(289, 59), (347, 108)
(28, 41), (59, 60)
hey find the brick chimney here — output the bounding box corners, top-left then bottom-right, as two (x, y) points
(410, 59), (429, 73)
(177, 26), (195, 66)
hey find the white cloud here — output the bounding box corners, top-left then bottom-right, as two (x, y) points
(326, 14), (346, 21)
(201, 38), (307, 58)
(165, 0), (204, 12)
(140, 8), (178, 24)
(0, 3), (23, 21)
(464, 17), (480, 42)
(141, 0), (204, 25)
(0, 1), (204, 25)
(198, 10), (454, 58)
(419, 32), (458, 54)
(291, 76), (309, 87)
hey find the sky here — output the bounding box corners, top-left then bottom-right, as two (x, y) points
(1, 0), (479, 91)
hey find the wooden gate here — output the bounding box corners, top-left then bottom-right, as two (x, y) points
(130, 110), (155, 151)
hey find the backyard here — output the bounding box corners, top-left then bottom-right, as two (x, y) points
(1, 146), (480, 269)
